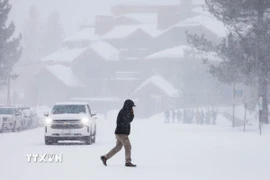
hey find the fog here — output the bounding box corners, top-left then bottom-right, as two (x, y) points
(1, 1), (270, 179)
(10, 0), (185, 35)
(4, 0), (244, 119)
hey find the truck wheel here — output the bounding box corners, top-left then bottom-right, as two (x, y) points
(85, 132), (92, 145)
(92, 135), (96, 144)
(45, 137), (53, 145)
(85, 136), (92, 145)
(92, 126), (96, 143)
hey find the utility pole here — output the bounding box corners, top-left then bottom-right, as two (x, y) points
(232, 83), (235, 127)
(259, 96), (263, 135)
(7, 71), (11, 105)
(243, 103), (247, 132)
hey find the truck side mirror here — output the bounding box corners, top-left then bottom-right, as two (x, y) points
(91, 111), (97, 117)
(44, 112), (49, 117)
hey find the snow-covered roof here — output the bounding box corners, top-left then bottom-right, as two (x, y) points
(64, 28), (99, 43)
(45, 65), (83, 88)
(41, 48), (88, 63)
(122, 13), (157, 24)
(146, 45), (192, 60)
(145, 45), (223, 63)
(101, 25), (140, 39)
(42, 41), (119, 63)
(141, 25), (165, 37)
(175, 15), (227, 37)
(90, 41), (119, 61)
(114, 0), (203, 6)
(101, 25), (163, 40)
(132, 75), (180, 97)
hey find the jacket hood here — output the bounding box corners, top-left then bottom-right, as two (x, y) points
(123, 99), (136, 109)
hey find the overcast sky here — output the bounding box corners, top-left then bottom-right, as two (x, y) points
(9, 0), (204, 36)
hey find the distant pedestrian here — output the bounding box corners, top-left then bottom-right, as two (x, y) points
(195, 110), (201, 124)
(190, 110), (195, 123)
(200, 111), (205, 125)
(164, 110), (170, 124)
(212, 110), (217, 125)
(177, 110), (183, 123)
(205, 111), (211, 125)
(186, 110), (194, 124)
(183, 109), (187, 124)
(172, 110), (176, 123)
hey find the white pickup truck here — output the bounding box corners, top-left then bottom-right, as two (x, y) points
(44, 102), (97, 145)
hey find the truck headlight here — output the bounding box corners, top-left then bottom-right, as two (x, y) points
(45, 118), (52, 124)
(81, 118), (89, 125)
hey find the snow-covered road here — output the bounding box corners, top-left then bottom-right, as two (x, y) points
(0, 116), (269, 180)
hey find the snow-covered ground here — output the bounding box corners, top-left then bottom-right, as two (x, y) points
(0, 113), (270, 180)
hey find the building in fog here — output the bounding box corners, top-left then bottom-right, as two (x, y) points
(131, 75), (181, 117)
(11, 0), (230, 117)
(24, 65), (84, 106)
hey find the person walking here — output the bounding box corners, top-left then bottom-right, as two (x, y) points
(101, 99), (136, 167)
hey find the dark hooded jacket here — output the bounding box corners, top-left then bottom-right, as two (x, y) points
(115, 100), (135, 135)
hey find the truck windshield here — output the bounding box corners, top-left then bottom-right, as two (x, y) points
(0, 108), (15, 115)
(51, 105), (86, 114)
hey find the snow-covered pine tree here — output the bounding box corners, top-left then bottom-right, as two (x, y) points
(0, 0), (22, 86)
(21, 5), (41, 63)
(39, 11), (64, 57)
(188, 0), (270, 124)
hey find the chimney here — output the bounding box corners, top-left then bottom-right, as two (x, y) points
(95, 15), (114, 36)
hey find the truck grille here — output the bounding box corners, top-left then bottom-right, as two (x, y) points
(51, 119), (83, 129)
(2, 117), (9, 122)
(51, 124), (83, 129)
(53, 119), (81, 123)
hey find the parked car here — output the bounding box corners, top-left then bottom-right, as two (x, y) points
(0, 106), (22, 132)
(18, 107), (29, 130)
(29, 108), (39, 128)
(0, 117), (3, 133)
(44, 102), (97, 145)
(18, 107), (39, 130)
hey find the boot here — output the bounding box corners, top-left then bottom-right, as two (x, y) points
(100, 156), (107, 166)
(125, 162), (136, 167)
